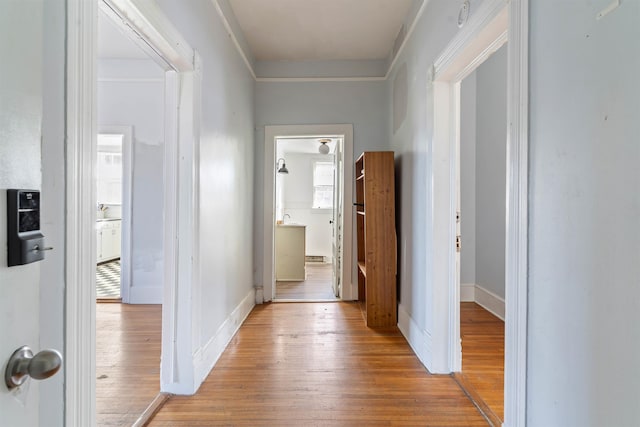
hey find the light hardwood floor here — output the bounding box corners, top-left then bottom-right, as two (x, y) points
(149, 302), (489, 426)
(96, 303), (161, 427)
(276, 262), (338, 300)
(459, 302), (505, 425)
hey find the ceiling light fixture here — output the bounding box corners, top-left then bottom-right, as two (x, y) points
(318, 139), (331, 155)
(276, 158), (289, 174)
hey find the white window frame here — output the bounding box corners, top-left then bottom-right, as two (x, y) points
(312, 160), (334, 210)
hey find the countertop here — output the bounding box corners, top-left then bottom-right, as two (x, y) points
(276, 223), (306, 228)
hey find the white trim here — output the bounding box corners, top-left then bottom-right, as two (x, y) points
(504, 0), (529, 425)
(192, 289), (255, 390)
(103, 0), (194, 70)
(263, 125), (354, 302)
(397, 303), (435, 372)
(65, 0), (97, 425)
(433, 0), (508, 80)
(460, 283), (476, 302)
(98, 125), (133, 303)
(384, 0), (429, 79)
(97, 77), (165, 83)
(474, 285), (505, 321)
(209, 0), (257, 79)
(161, 69), (181, 388)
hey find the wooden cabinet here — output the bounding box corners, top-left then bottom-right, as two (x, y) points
(355, 152), (397, 327)
(96, 219), (121, 263)
(275, 224), (306, 281)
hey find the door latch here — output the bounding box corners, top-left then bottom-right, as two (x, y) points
(456, 235), (461, 252)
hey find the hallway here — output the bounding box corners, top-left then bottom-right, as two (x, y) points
(149, 302), (488, 426)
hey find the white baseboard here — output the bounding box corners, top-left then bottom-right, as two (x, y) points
(193, 289), (255, 388)
(397, 303), (433, 371)
(128, 285), (163, 304)
(460, 283), (476, 302)
(459, 283), (505, 321)
(255, 286), (264, 304)
(474, 284), (505, 321)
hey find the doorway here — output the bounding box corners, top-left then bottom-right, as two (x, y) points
(457, 43), (508, 423)
(95, 4), (168, 424)
(273, 137), (342, 301)
(65, 0), (198, 422)
(427, 0), (529, 424)
(262, 124), (354, 303)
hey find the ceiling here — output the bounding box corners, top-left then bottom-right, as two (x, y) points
(228, 0), (414, 61)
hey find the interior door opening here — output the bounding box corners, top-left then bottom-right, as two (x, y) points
(456, 43), (508, 424)
(272, 136), (345, 301)
(95, 3), (169, 424)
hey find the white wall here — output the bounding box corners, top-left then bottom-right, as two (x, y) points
(528, 1), (640, 425)
(281, 153), (334, 259)
(98, 58), (166, 303)
(0, 1), (44, 425)
(155, 0), (256, 391)
(474, 44), (507, 299)
(460, 72), (477, 286)
(254, 80), (389, 288)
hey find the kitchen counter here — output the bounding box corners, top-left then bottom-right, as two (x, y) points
(275, 224), (306, 281)
(96, 217), (121, 222)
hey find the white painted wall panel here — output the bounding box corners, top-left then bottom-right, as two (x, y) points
(528, 1), (640, 425)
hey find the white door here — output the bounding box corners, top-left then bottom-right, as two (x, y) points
(332, 139), (344, 297)
(0, 1), (47, 425)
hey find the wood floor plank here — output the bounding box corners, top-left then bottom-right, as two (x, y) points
(149, 302), (488, 426)
(96, 303), (162, 427)
(460, 302), (505, 424)
(276, 263), (337, 300)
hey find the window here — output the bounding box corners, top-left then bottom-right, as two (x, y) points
(312, 161), (334, 209)
(96, 134), (123, 204)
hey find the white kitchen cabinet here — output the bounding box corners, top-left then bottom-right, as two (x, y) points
(275, 224), (306, 281)
(96, 219), (122, 263)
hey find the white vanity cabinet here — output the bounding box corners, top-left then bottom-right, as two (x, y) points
(275, 224), (306, 281)
(96, 219), (121, 263)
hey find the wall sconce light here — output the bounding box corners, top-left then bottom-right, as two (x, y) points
(277, 158), (289, 174)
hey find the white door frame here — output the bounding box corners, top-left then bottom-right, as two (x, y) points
(428, 0), (528, 426)
(97, 125), (133, 302)
(261, 125), (354, 302)
(66, 0), (198, 424)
